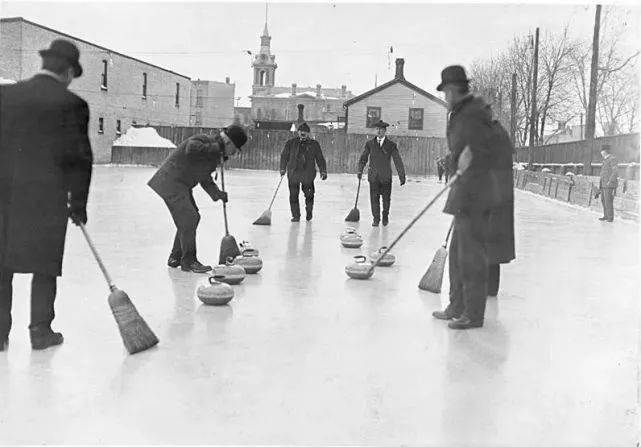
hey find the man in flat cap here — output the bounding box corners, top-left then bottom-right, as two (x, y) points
(0, 39), (93, 350)
(280, 122), (327, 222)
(148, 126), (247, 273)
(596, 144), (618, 222)
(431, 65), (512, 329)
(357, 119), (406, 226)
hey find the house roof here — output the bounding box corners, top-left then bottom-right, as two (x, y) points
(343, 77), (447, 108)
(1, 17), (191, 80)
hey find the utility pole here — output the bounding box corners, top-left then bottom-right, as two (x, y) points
(528, 27), (539, 169)
(510, 72), (517, 145)
(580, 113), (584, 139)
(584, 4), (601, 174)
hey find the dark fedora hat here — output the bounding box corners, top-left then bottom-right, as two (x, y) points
(373, 119), (389, 128)
(436, 65), (470, 91)
(39, 39), (83, 78)
(297, 122), (311, 132)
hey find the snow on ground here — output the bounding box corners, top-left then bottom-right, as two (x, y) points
(0, 167), (638, 444)
(112, 127), (176, 148)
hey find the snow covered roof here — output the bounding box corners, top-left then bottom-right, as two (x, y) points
(0, 77), (17, 85)
(112, 127), (176, 148)
(271, 91), (340, 100)
(316, 122), (346, 129)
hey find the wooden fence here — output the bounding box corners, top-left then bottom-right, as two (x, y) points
(113, 127), (449, 176)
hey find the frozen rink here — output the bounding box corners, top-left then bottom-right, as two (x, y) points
(1, 166), (639, 445)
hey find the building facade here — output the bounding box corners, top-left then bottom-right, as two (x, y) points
(190, 78), (236, 128)
(249, 20), (353, 124)
(344, 59), (448, 138)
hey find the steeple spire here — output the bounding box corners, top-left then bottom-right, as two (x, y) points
(262, 3), (269, 37)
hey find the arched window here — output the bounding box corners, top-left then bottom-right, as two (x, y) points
(259, 71), (266, 86)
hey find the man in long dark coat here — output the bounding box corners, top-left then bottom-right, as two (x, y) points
(280, 122), (327, 222)
(431, 65), (503, 330)
(148, 126), (247, 273)
(357, 120), (406, 226)
(0, 40), (93, 350)
(596, 144), (618, 222)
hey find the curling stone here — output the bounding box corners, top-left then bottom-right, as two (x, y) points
(232, 252), (263, 274)
(345, 255), (374, 280)
(197, 275), (234, 305)
(211, 257), (246, 285)
(239, 240), (260, 257)
(340, 228), (363, 248)
(370, 246), (396, 267)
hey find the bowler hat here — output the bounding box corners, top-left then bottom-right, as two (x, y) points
(224, 125), (248, 149)
(297, 122), (311, 132)
(39, 39), (83, 78)
(373, 120), (389, 128)
(436, 65), (470, 91)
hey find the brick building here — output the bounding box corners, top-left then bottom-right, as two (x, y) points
(0, 17), (235, 162)
(249, 20), (353, 124)
(344, 59), (447, 138)
(190, 78), (236, 127)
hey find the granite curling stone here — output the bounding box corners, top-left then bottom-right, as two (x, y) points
(340, 228), (363, 248)
(370, 246), (396, 267)
(233, 252), (263, 274)
(197, 275), (234, 305)
(211, 257), (246, 285)
(239, 240), (260, 257)
(345, 255), (374, 280)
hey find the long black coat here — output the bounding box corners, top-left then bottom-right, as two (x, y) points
(358, 137), (406, 183)
(280, 137), (327, 184)
(148, 134), (224, 202)
(443, 95), (501, 215)
(0, 74), (93, 277)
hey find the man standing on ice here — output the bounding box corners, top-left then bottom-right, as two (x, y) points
(0, 40), (93, 350)
(148, 127), (247, 273)
(280, 122), (327, 222)
(431, 65), (502, 330)
(357, 120), (406, 227)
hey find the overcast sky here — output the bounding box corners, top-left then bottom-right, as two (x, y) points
(1, 1), (639, 106)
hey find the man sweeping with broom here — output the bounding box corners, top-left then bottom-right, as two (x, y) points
(431, 65), (504, 330)
(148, 126), (247, 273)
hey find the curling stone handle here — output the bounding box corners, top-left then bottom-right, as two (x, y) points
(353, 255), (367, 263)
(367, 172), (461, 275)
(225, 256), (235, 265)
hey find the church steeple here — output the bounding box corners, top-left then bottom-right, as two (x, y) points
(252, 2), (277, 94)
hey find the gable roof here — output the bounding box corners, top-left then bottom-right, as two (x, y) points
(1, 17), (191, 80)
(344, 77), (446, 108)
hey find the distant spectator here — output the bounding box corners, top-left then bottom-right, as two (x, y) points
(436, 156), (445, 182)
(596, 145), (618, 222)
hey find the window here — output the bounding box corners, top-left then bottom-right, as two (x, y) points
(101, 60), (108, 89)
(142, 73), (147, 98)
(194, 112), (202, 126)
(326, 103), (332, 113)
(116, 119), (122, 135)
(98, 117), (104, 134)
(259, 71), (265, 86)
(366, 106), (381, 128)
(408, 108), (424, 130)
(196, 89), (203, 107)
(175, 83), (180, 107)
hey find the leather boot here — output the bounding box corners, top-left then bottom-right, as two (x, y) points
(448, 316), (483, 329)
(30, 326), (63, 350)
(180, 260), (212, 273)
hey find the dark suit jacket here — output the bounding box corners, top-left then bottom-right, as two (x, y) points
(0, 74), (93, 276)
(599, 154), (618, 189)
(148, 134), (225, 202)
(280, 137), (327, 184)
(358, 137), (406, 184)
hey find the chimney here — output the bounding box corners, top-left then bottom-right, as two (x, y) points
(297, 104), (304, 123)
(395, 58), (405, 80)
(341, 85), (347, 98)
(291, 83), (297, 96)
(225, 76), (230, 84)
(316, 84), (322, 98)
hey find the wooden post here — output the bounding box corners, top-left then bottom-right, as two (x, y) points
(584, 5), (601, 173)
(528, 28), (540, 169)
(510, 73), (517, 145)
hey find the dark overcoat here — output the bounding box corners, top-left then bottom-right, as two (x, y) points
(358, 137), (406, 183)
(599, 154), (618, 189)
(147, 134), (225, 203)
(0, 74), (93, 277)
(280, 137), (327, 184)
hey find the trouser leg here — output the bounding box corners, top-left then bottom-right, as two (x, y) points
(604, 188), (615, 220)
(488, 263), (500, 296)
(30, 273), (57, 330)
(447, 223), (465, 316)
(600, 189), (607, 217)
(302, 182), (315, 216)
(381, 181), (392, 219)
(458, 211), (490, 322)
(170, 231), (181, 258)
(369, 181), (381, 221)
(0, 269), (14, 339)
(165, 194), (201, 266)
(438, 167), (444, 181)
(288, 181), (301, 218)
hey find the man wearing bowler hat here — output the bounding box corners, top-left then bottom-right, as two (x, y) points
(280, 122), (327, 222)
(0, 39), (93, 350)
(432, 65), (504, 329)
(357, 119), (406, 226)
(148, 126), (247, 273)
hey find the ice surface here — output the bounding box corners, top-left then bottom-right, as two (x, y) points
(0, 167), (638, 444)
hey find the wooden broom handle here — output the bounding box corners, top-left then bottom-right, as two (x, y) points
(367, 173), (461, 274)
(267, 175), (285, 211)
(354, 177), (362, 207)
(444, 219), (454, 246)
(79, 223), (116, 291)
(219, 161), (230, 236)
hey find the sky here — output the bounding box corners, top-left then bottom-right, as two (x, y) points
(1, 0), (639, 107)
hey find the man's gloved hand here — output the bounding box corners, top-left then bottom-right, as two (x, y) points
(357, 172), (362, 180)
(400, 178), (406, 186)
(321, 172), (328, 181)
(280, 170), (286, 177)
(215, 191), (228, 203)
(68, 202), (87, 226)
